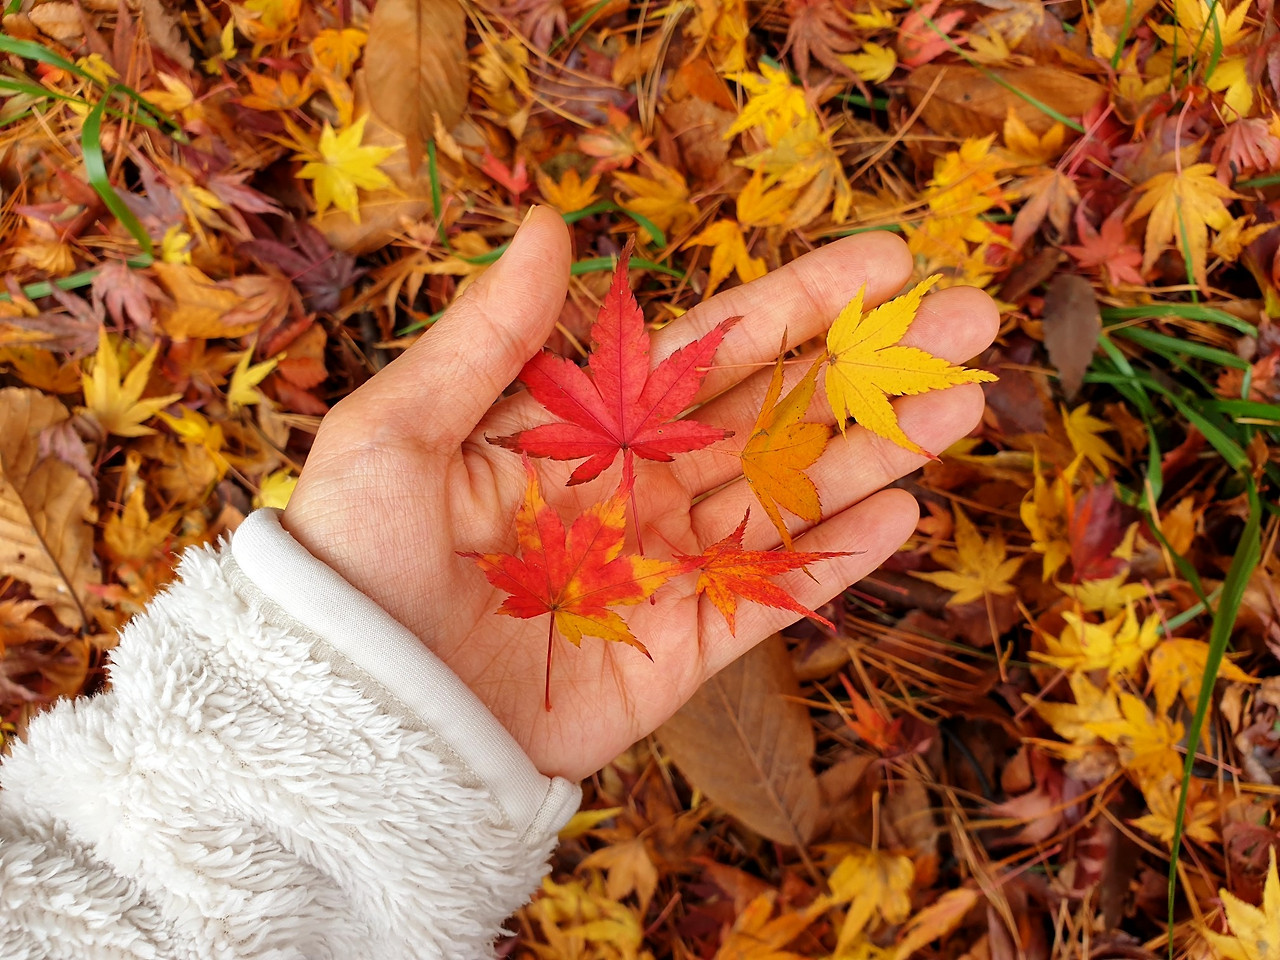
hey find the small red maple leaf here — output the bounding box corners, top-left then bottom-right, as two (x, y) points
(1062, 205), (1144, 289)
(678, 510), (852, 635)
(495, 241), (738, 485)
(479, 151), (530, 197)
(460, 458), (687, 709)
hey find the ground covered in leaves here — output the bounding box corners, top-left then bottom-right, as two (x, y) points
(2, 0), (1280, 957)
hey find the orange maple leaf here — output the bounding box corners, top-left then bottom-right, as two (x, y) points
(678, 511), (851, 635)
(460, 458), (686, 709)
(740, 339), (829, 550)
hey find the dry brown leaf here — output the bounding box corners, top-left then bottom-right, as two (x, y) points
(892, 887), (981, 960)
(364, 0), (468, 172)
(152, 263), (252, 340)
(657, 634), (820, 847)
(1042, 274), (1100, 401)
(140, 0), (194, 70)
(905, 64), (1105, 138)
(0, 388), (99, 629)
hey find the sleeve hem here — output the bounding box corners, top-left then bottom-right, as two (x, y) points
(228, 508), (580, 841)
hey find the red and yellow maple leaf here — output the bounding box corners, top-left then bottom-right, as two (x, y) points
(460, 459), (685, 709)
(677, 511), (850, 635)
(740, 340), (829, 550)
(495, 242), (738, 485)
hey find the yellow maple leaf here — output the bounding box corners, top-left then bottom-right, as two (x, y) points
(254, 469), (298, 510)
(725, 61), (810, 144)
(158, 407), (230, 480)
(839, 43), (897, 83)
(824, 275), (998, 456)
(613, 161), (698, 242)
(829, 847), (914, 950)
(740, 346), (829, 550)
(1020, 451), (1082, 581)
(1003, 108), (1068, 164)
(1062, 404), (1121, 475)
(579, 837), (658, 915)
(686, 219), (766, 298)
(103, 486), (179, 565)
(1033, 606), (1160, 676)
(911, 504), (1021, 605)
(241, 70), (315, 111)
(1133, 776), (1220, 845)
(736, 170), (798, 228)
(310, 27), (366, 78)
(1057, 572), (1148, 617)
(227, 348), (281, 409)
(715, 891), (827, 960)
(1029, 672), (1121, 759)
(1087, 690), (1184, 785)
(536, 167), (601, 214)
(1201, 848), (1280, 960)
(1129, 163), (1240, 288)
(81, 330), (181, 438)
(1149, 638), (1257, 716)
(295, 114), (397, 222)
(1152, 0), (1252, 58)
(521, 874), (650, 960)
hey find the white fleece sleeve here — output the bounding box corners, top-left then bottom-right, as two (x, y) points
(0, 509), (581, 960)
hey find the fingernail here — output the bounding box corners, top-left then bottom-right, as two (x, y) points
(521, 204), (539, 226)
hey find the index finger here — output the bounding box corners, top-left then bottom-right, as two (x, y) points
(650, 231), (913, 402)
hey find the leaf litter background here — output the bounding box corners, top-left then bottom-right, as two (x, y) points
(2, 0), (1280, 957)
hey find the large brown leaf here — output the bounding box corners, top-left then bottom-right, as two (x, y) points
(657, 634), (820, 846)
(905, 64), (1105, 138)
(1042, 273), (1100, 400)
(364, 0), (469, 172)
(0, 388), (99, 629)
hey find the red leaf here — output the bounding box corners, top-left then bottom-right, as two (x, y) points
(479, 151), (530, 196)
(494, 240), (738, 485)
(459, 458), (686, 709)
(678, 510), (851, 635)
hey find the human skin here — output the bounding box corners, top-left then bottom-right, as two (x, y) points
(282, 207), (999, 781)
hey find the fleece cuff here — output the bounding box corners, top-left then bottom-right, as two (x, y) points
(229, 508), (581, 842)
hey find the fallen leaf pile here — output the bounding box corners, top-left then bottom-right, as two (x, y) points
(2, 0), (1280, 956)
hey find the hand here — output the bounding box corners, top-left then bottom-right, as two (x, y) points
(282, 208), (998, 781)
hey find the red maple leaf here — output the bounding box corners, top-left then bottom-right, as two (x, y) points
(678, 510), (852, 635)
(460, 458), (687, 709)
(479, 151), (531, 196)
(495, 241), (738, 485)
(1062, 205), (1145, 289)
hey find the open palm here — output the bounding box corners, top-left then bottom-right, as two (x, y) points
(282, 208), (997, 781)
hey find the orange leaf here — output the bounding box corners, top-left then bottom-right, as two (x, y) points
(459, 458), (686, 709)
(679, 511), (851, 635)
(741, 339), (829, 550)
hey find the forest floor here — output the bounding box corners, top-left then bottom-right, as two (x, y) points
(2, 0), (1280, 957)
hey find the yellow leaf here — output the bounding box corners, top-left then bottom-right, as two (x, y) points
(1032, 606), (1160, 676)
(613, 161), (698, 241)
(160, 224), (192, 265)
(103, 486), (178, 565)
(911, 504), (1020, 605)
(840, 43), (897, 83)
(1086, 690), (1183, 785)
(157, 407), (230, 480)
(829, 847), (914, 949)
(715, 892), (827, 960)
(1029, 672), (1120, 757)
(824, 275), (997, 456)
(227, 348), (280, 409)
(1128, 162), (1240, 289)
(536, 167), (601, 214)
(81, 330), (180, 438)
(1057, 572), (1148, 617)
(311, 27), (366, 78)
(1020, 451), (1082, 581)
(254, 469), (297, 510)
(1002, 108), (1067, 164)
(686, 219), (766, 298)
(557, 806), (623, 841)
(1062, 403), (1121, 475)
(143, 73), (195, 114)
(579, 837), (658, 914)
(1133, 776), (1220, 845)
(296, 114), (398, 222)
(1149, 638), (1256, 716)
(724, 61), (810, 143)
(151, 262), (251, 340)
(891, 887), (981, 960)
(740, 346), (828, 550)
(1200, 848), (1280, 960)
(736, 170), (798, 228)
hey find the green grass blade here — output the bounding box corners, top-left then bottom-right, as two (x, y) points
(1109, 326), (1251, 371)
(1166, 477), (1262, 952)
(1101, 303), (1257, 337)
(571, 255), (685, 279)
(83, 92), (154, 257)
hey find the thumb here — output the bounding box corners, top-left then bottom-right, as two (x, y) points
(358, 205), (571, 443)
